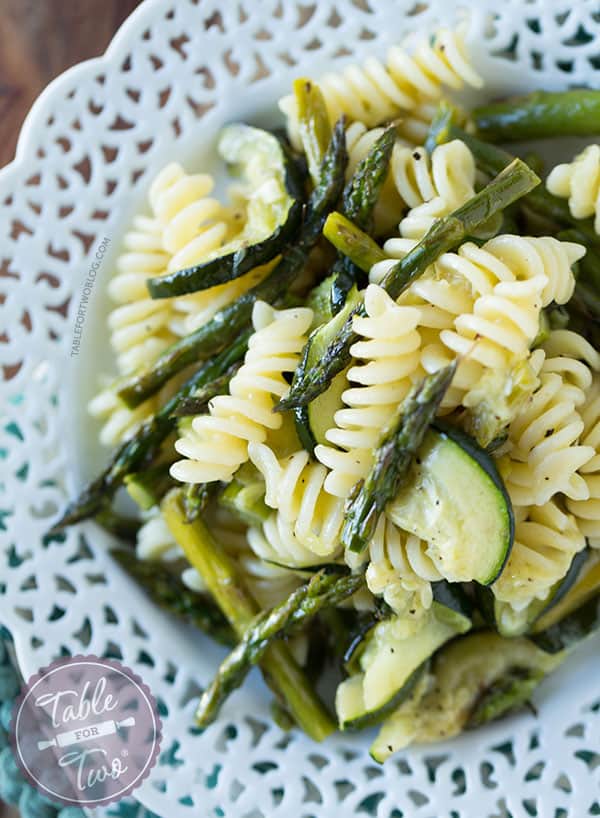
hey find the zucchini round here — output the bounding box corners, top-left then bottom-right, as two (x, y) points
(370, 631), (562, 762)
(479, 548), (589, 637)
(335, 601), (471, 731)
(294, 286), (361, 452)
(148, 124), (304, 298)
(387, 424), (514, 585)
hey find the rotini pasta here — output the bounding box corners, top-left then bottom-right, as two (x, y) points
(492, 500), (586, 609)
(345, 515), (440, 620)
(546, 144), (600, 234)
(567, 375), (600, 547)
(279, 27), (482, 147)
(391, 139), (476, 239)
(315, 284), (423, 498)
(88, 382), (158, 447)
(248, 443), (345, 556)
(498, 334), (596, 507)
(171, 302), (313, 484)
(146, 161), (260, 338)
(373, 235), (583, 416)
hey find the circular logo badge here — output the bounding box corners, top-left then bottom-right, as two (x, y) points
(10, 655), (162, 807)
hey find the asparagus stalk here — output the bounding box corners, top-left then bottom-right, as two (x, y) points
(474, 89), (600, 142)
(170, 365), (241, 417)
(117, 119), (348, 409)
(330, 126), (396, 313)
(110, 548), (236, 646)
(182, 481), (217, 522)
(342, 364), (456, 553)
(161, 490), (336, 740)
(196, 570), (364, 727)
(294, 78), (332, 185)
(427, 107), (600, 250)
(95, 509), (141, 542)
(125, 463), (176, 510)
(278, 158), (539, 410)
(324, 211), (388, 272)
(51, 330), (251, 531)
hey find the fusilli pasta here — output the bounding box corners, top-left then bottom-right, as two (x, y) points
(315, 284), (423, 498)
(280, 27), (482, 147)
(492, 500), (586, 609)
(498, 335), (596, 507)
(567, 375), (600, 547)
(249, 443), (344, 556)
(546, 144), (600, 234)
(171, 302), (313, 484)
(345, 515), (440, 619)
(391, 139), (476, 238)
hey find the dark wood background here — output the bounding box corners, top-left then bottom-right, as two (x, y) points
(0, 0), (142, 169)
(0, 3), (143, 813)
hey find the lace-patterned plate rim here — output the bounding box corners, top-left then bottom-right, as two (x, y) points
(1, 1), (600, 817)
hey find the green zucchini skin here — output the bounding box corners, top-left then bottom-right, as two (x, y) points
(294, 287), (361, 453)
(433, 420), (515, 583)
(478, 548), (589, 637)
(342, 664), (426, 732)
(532, 592), (600, 654)
(431, 581), (474, 621)
(147, 129), (305, 299)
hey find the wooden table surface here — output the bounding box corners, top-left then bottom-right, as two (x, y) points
(0, 0), (142, 169)
(0, 3), (143, 815)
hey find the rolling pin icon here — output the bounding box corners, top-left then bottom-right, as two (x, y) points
(37, 717), (136, 751)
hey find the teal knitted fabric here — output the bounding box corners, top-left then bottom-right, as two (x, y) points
(0, 631), (159, 818)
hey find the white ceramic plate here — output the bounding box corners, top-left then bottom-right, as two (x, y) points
(1, 1), (599, 816)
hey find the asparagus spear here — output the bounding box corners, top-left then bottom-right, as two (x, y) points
(110, 548), (236, 646)
(161, 490), (336, 740)
(330, 126), (396, 313)
(324, 211), (388, 273)
(125, 463), (176, 510)
(183, 481), (217, 522)
(278, 158), (539, 410)
(51, 330), (250, 531)
(342, 364), (456, 553)
(196, 570), (364, 727)
(95, 509), (141, 542)
(294, 78), (332, 185)
(117, 119), (348, 410)
(474, 89), (600, 142)
(170, 365), (241, 417)
(427, 106), (600, 250)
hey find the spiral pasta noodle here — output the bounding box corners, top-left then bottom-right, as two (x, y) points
(566, 369), (600, 547)
(279, 27), (482, 148)
(146, 162), (262, 338)
(498, 334), (596, 507)
(345, 516), (441, 620)
(546, 144), (600, 234)
(315, 284), (423, 498)
(171, 302), (313, 485)
(391, 139), (476, 239)
(492, 500), (586, 609)
(249, 443), (345, 557)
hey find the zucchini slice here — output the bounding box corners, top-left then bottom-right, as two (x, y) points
(387, 423), (514, 585)
(479, 548), (589, 637)
(148, 124), (304, 298)
(533, 552), (600, 633)
(335, 600), (471, 731)
(371, 631), (562, 762)
(294, 286), (361, 452)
